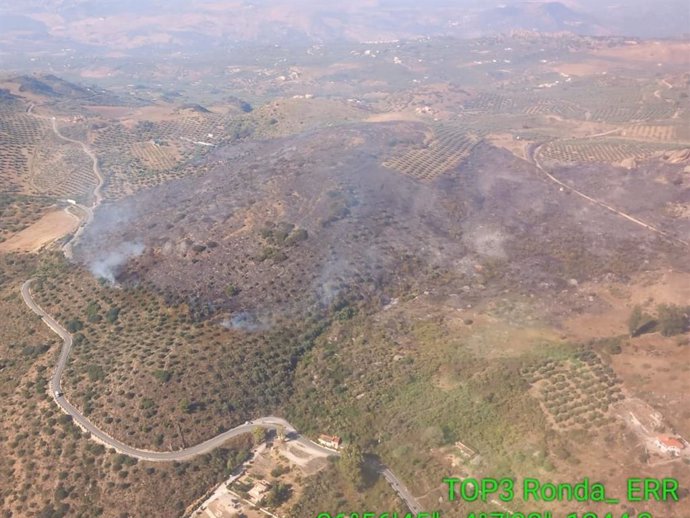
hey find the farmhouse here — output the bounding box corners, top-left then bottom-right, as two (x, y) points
(318, 434), (342, 450)
(654, 435), (686, 456)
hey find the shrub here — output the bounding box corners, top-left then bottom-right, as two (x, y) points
(86, 302), (102, 323)
(153, 370), (172, 383)
(106, 307), (121, 323)
(66, 319), (84, 333)
(628, 305), (654, 337)
(657, 304), (689, 337)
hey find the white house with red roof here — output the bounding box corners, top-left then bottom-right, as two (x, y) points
(655, 435), (686, 456)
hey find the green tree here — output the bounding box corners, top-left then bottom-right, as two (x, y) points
(66, 319), (84, 333)
(225, 284), (240, 297)
(153, 369), (172, 383)
(628, 305), (643, 336)
(252, 426), (266, 445)
(86, 302), (102, 323)
(264, 483), (292, 507)
(339, 443), (364, 490)
(657, 304), (689, 337)
(180, 399), (192, 414)
(106, 306), (121, 323)
(628, 305), (654, 337)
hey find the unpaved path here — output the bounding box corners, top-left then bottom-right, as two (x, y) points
(27, 106), (104, 257)
(528, 142), (689, 248)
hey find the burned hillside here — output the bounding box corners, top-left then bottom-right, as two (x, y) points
(75, 122), (680, 324)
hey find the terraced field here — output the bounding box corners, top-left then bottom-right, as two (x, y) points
(384, 125), (483, 180)
(523, 98), (585, 118)
(463, 92), (516, 114)
(621, 124), (679, 142)
(130, 141), (181, 171)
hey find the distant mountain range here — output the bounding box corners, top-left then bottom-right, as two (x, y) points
(1, 0), (688, 56)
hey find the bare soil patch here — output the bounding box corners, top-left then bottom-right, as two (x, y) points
(0, 209), (78, 253)
(563, 271), (690, 341)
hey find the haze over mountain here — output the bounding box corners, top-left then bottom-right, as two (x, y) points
(1, 0), (688, 59)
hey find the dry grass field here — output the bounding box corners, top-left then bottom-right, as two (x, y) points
(0, 210), (79, 253)
(0, 194), (56, 243)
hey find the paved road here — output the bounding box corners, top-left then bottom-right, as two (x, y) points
(47, 116), (104, 258)
(21, 106), (423, 512)
(22, 278), (337, 460)
(20, 280), (423, 511)
(376, 463), (424, 514)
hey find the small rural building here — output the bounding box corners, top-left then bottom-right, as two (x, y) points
(318, 434), (342, 450)
(248, 480), (271, 503)
(655, 435), (686, 456)
(454, 440), (478, 459)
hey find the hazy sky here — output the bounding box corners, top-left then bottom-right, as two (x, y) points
(1, 0), (688, 54)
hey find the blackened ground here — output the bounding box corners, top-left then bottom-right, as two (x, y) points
(76, 121), (685, 324)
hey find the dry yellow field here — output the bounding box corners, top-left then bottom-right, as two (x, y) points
(0, 209), (79, 253)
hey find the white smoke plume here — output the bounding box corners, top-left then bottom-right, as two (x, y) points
(89, 241), (145, 283)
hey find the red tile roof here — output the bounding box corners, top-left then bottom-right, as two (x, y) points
(319, 434), (342, 445)
(658, 435), (685, 450)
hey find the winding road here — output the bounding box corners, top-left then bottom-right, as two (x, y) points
(47, 116), (104, 258)
(26, 106), (104, 258)
(21, 279), (422, 511)
(19, 106), (423, 512)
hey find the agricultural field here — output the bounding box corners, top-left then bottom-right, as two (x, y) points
(384, 124), (483, 180)
(29, 131), (97, 203)
(621, 124), (681, 142)
(537, 137), (683, 166)
(0, 100), (50, 194)
(522, 98), (585, 119)
(30, 253), (331, 450)
(522, 347), (625, 431)
(0, 194), (55, 243)
(92, 112), (255, 200)
(130, 141), (181, 171)
(1, 29), (690, 518)
(0, 254), (255, 518)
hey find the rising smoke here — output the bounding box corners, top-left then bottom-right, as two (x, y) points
(221, 311), (268, 332)
(89, 241), (145, 283)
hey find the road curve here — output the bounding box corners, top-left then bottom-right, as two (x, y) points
(21, 279), (423, 511)
(26, 109), (104, 258)
(21, 107), (423, 512)
(21, 279), (335, 460)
